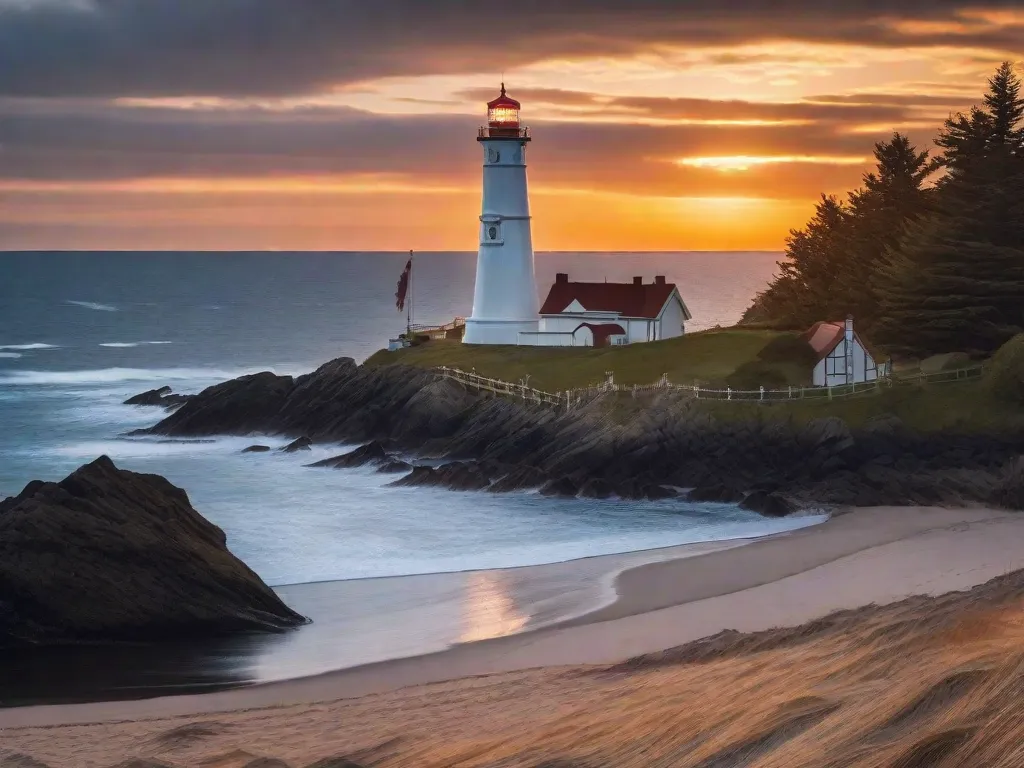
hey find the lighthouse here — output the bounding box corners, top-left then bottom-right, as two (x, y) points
(462, 84), (540, 345)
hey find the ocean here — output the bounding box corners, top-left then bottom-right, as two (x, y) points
(0, 251), (828, 697)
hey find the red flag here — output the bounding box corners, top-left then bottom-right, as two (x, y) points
(395, 258), (412, 312)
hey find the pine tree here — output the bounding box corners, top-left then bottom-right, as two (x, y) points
(835, 134), (932, 327)
(876, 62), (1024, 355)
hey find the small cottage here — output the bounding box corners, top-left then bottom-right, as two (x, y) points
(803, 316), (887, 386)
(518, 274), (692, 347)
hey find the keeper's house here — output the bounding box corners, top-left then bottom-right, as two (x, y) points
(804, 315), (888, 387)
(518, 273), (692, 347)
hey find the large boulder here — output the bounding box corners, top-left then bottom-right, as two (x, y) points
(150, 372), (296, 436)
(0, 457), (306, 646)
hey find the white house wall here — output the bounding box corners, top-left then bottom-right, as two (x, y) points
(658, 296), (686, 341)
(814, 338), (879, 386)
(518, 331), (576, 347)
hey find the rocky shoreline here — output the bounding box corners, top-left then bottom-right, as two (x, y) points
(0, 457), (306, 648)
(130, 357), (1024, 515)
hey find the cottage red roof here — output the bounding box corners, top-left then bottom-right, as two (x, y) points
(801, 321), (846, 361)
(801, 320), (883, 362)
(540, 274), (689, 319)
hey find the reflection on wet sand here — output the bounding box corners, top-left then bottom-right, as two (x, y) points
(460, 571), (528, 643)
(0, 541), (739, 707)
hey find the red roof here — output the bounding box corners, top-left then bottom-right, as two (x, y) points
(802, 321), (846, 361)
(487, 83), (520, 110)
(540, 275), (687, 319)
(801, 320), (882, 362)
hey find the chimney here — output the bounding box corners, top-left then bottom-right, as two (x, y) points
(555, 272), (568, 284)
(633, 276), (643, 285)
(654, 275), (666, 285)
(845, 314), (854, 340)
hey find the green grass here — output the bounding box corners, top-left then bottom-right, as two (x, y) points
(365, 328), (804, 392)
(365, 328), (1024, 434)
(699, 378), (1024, 432)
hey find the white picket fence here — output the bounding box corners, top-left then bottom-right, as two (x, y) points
(436, 364), (985, 410)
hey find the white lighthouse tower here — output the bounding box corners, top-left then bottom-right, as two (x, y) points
(462, 84), (540, 345)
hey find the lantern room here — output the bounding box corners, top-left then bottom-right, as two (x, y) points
(479, 83), (530, 140)
(488, 83), (520, 126)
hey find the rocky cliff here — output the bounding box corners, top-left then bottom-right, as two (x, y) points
(141, 358), (1024, 513)
(0, 457), (306, 647)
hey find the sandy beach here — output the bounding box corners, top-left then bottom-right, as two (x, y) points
(4, 504), (1024, 767)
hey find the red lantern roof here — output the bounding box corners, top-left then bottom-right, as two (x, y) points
(487, 83), (520, 110)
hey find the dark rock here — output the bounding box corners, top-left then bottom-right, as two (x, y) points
(487, 465), (549, 493)
(279, 436), (312, 453)
(643, 484), (678, 500)
(437, 462), (491, 491)
(687, 484), (745, 504)
(740, 490), (795, 518)
(309, 441), (388, 468)
(389, 465), (438, 487)
(540, 476), (579, 498)
(124, 386), (192, 410)
(148, 371), (297, 436)
(0, 457), (305, 647)
(578, 478), (614, 499)
(390, 462), (489, 491)
(124, 385), (172, 405)
(243, 760), (293, 768)
(242, 445), (272, 453)
(377, 459), (413, 474)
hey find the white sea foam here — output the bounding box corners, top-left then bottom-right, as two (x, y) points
(0, 352), (22, 359)
(99, 341), (173, 348)
(67, 300), (117, 312)
(0, 366), (272, 386)
(0, 343), (59, 351)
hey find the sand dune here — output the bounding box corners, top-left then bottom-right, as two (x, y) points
(4, 507), (1024, 767)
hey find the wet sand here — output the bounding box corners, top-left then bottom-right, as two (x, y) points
(3, 503), (1022, 755)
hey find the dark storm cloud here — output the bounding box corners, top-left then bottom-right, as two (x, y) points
(458, 88), (926, 124)
(1, 0), (1022, 97)
(0, 98), (931, 199)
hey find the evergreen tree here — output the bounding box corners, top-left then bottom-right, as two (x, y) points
(836, 134), (932, 327)
(876, 62), (1024, 355)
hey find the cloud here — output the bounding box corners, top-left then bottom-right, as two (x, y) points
(0, 0), (1022, 97)
(0, 96), (921, 200)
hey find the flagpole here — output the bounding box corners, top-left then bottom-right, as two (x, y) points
(407, 250), (413, 335)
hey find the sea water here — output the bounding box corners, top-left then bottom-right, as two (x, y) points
(0, 250), (822, 587)
(0, 251), (834, 698)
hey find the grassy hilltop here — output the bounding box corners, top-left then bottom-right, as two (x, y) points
(365, 328), (805, 392)
(366, 330), (1024, 433)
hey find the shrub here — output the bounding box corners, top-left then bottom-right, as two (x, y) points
(756, 334), (817, 367)
(984, 333), (1024, 405)
(726, 360), (791, 391)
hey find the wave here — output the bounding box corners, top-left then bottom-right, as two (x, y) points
(0, 352), (22, 359)
(0, 366), (272, 387)
(99, 341), (173, 348)
(0, 343), (59, 351)
(67, 300), (118, 312)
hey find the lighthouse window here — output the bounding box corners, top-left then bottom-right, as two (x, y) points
(488, 149), (501, 163)
(488, 226), (498, 240)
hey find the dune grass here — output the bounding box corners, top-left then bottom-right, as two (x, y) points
(365, 328), (802, 392)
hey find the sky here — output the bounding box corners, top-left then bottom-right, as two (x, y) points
(1, 1), (1022, 252)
